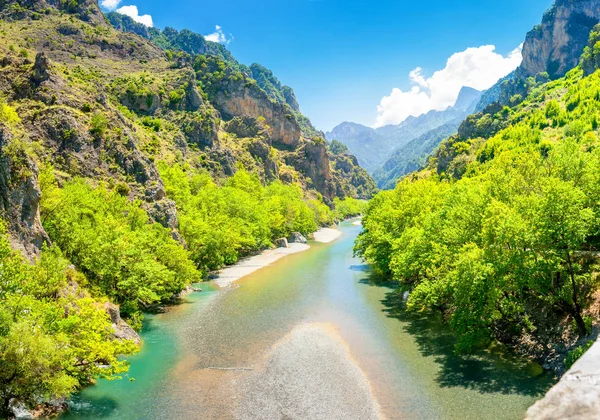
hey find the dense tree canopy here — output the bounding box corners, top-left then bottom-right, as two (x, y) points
(159, 163), (334, 271)
(0, 225), (137, 414)
(356, 67), (600, 353)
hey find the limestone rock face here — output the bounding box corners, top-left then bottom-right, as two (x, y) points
(224, 116), (269, 140)
(212, 78), (301, 149)
(520, 0), (600, 79)
(0, 126), (50, 260)
(281, 86), (300, 112)
(286, 140), (335, 201)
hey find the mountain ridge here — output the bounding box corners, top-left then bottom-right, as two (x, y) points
(326, 86), (482, 183)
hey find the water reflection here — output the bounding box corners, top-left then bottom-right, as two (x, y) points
(360, 272), (553, 398)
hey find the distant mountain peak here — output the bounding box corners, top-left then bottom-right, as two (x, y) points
(453, 86), (482, 112)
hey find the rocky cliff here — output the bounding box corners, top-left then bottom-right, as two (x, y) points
(475, 0), (600, 113)
(520, 0), (600, 79)
(0, 0), (375, 260)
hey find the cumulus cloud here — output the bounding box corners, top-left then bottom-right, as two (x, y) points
(99, 0), (121, 11)
(374, 44), (523, 128)
(116, 5), (153, 27)
(204, 25), (232, 44)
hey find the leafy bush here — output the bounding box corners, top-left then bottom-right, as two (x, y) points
(565, 341), (594, 369)
(89, 113), (108, 137)
(0, 97), (20, 126)
(334, 197), (367, 220)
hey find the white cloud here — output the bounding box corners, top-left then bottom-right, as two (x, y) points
(374, 44), (523, 128)
(100, 0), (121, 11)
(204, 25), (232, 44)
(116, 5), (153, 27)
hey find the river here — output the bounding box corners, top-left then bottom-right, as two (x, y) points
(63, 220), (554, 419)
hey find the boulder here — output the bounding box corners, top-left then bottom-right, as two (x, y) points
(8, 399), (33, 420)
(274, 237), (289, 248)
(104, 302), (141, 346)
(289, 232), (307, 244)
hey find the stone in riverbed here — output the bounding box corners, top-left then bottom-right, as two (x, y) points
(288, 232), (307, 244)
(274, 238), (289, 248)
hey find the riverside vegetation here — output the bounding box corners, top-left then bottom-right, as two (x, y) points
(356, 21), (600, 372)
(0, 0), (373, 415)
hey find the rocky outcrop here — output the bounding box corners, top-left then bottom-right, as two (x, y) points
(274, 237), (289, 248)
(178, 108), (219, 149)
(224, 116), (268, 139)
(212, 78), (301, 149)
(526, 336), (600, 419)
(286, 140), (335, 201)
(104, 302), (141, 346)
(520, 0), (600, 79)
(0, 126), (49, 260)
(281, 86), (300, 112)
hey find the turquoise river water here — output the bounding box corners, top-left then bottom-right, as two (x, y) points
(62, 221), (554, 419)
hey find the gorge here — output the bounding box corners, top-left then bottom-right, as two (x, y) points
(3, 0), (600, 419)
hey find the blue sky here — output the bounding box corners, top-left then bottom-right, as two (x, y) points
(101, 0), (554, 131)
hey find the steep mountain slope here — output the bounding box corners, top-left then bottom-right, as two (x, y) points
(0, 2), (376, 415)
(0, 1), (375, 261)
(372, 121), (460, 189)
(475, 0), (600, 112)
(371, 87), (481, 188)
(376, 0), (600, 190)
(326, 87), (481, 174)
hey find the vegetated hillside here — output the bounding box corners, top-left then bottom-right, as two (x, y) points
(369, 87), (481, 188)
(372, 122), (459, 189)
(374, 0), (600, 190)
(0, 1), (374, 415)
(326, 87), (481, 175)
(357, 26), (600, 374)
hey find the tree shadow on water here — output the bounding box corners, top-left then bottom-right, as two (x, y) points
(361, 273), (555, 397)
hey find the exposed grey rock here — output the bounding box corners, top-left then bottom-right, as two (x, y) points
(8, 399), (34, 420)
(211, 76), (301, 148)
(520, 0), (600, 80)
(224, 116), (267, 139)
(149, 198), (179, 230)
(104, 302), (141, 346)
(285, 140), (335, 200)
(289, 232), (307, 244)
(179, 110), (219, 148)
(274, 237), (289, 248)
(31, 52), (51, 85)
(0, 126), (50, 260)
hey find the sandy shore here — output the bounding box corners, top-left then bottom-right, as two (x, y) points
(213, 243), (310, 288)
(213, 227), (342, 288)
(313, 227), (343, 243)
